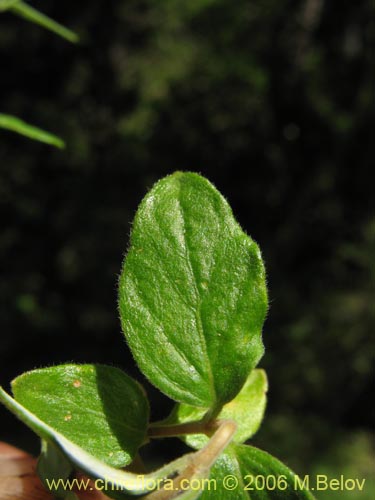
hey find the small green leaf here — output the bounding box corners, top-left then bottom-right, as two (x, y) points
(0, 113), (65, 148)
(9, 364), (149, 467)
(119, 172), (268, 409)
(10, 2), (79, 43)
(201, 444), (316, 499)
(37, 440), (78, 500)
(163, 369), (268, 449)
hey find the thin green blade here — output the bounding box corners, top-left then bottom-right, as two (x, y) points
(119, 172), (268, 409)
(0, 113), (65, 148)
(10, 1), (79, 43)
(0, 0), (20, 11)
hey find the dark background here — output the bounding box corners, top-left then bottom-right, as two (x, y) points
(0, 1), (373, 498)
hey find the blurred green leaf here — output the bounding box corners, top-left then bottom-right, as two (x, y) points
(0, 113), (65, 148)
(310, 431), (375, 500)
(0, 0), (20, 11)
(10, 1), (79, 43)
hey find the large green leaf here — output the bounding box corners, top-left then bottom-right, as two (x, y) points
(6, 364), (149, 467)
(119, 172), (268, 409)
(0, 386), (232, 499)
(200, 444), (315, 499)
(9, 2), (79, 43)
(0, 113), (65, 148)
(161, 369), (268, 449)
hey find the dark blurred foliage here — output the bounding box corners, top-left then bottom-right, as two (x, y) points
(0, 0), (373, 491)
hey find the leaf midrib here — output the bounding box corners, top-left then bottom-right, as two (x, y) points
(126, 273), (208, 397)
(177, 185), (216, 408)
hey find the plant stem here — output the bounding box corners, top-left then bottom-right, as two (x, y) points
(148, 415), (226, 438)
(148, 419), (237, 499)
(124, 452), (147, 474)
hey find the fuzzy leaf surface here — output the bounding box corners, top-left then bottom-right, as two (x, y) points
(119, 172), (268, 408)
(0, 386), (207, 497)
(200, 444), (315, 499)
(10, 364), (149, 467)
(163, 369), (268, 449)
